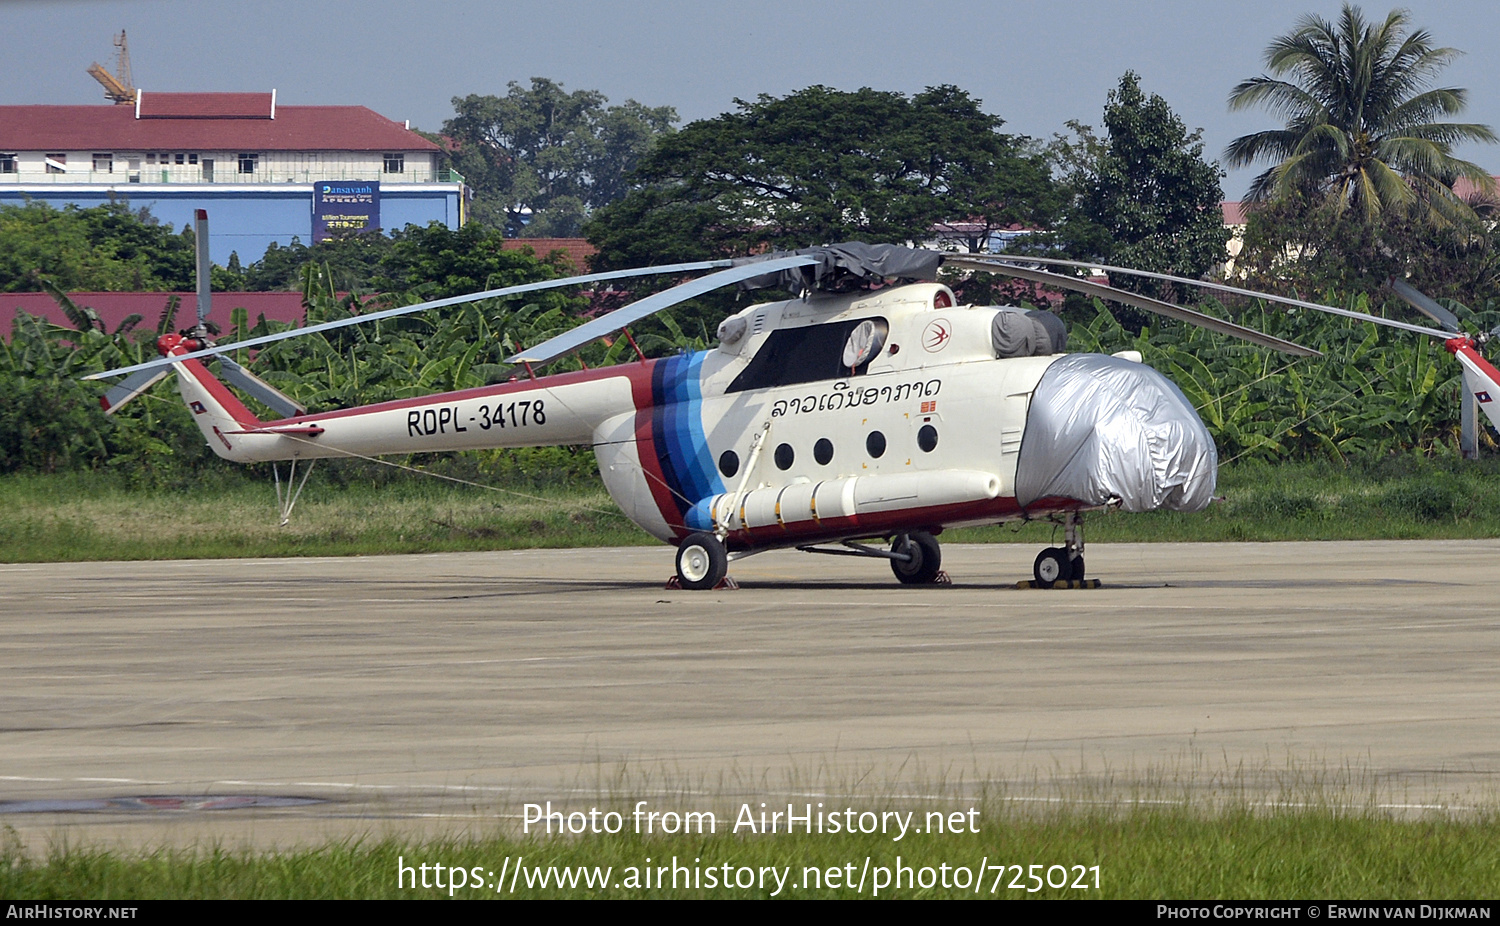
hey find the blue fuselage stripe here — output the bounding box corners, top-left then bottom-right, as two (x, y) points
(650, 353), (724, 525)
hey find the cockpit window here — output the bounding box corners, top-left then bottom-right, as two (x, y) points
(727, 317), (889, 393)
(841, 319), (886, 368)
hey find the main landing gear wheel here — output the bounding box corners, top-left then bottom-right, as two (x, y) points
(890, 531), (942, 585)
(676, 532), (728, 591)
(1033, 547), (1078, 588)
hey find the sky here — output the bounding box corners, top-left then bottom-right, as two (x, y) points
(4, 0), (1500, 200)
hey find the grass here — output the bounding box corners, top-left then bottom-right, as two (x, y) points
(3, 455), (1500, 563)
(5, 800), (1499, 899)
(952, 455), (1500, 544)
(0, 469), (647, 562)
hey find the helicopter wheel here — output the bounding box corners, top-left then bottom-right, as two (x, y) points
(1068, 554), (1085, 581)
(890, 531), (942, 585)
(1033, 547), (1072, 588)
(676, 532), (728, 591)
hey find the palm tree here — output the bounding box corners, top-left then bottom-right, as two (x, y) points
(1225, 4), (1496, 225)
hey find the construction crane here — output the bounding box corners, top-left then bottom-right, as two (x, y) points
(87, 30), (136, 105)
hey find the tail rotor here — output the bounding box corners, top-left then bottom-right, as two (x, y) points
(99, 209), (305, 419)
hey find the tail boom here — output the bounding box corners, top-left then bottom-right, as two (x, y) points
(170, 340), (643, 464)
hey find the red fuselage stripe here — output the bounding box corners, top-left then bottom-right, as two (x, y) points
(720, 496), (1087, 551)
(169, 348), (261, 429)
(626, 360), (686, 535)
(259, 363), (638, 426)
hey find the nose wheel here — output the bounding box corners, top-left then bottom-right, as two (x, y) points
(1033, 547), (1084, 587)
(1032, 511), (1085, 588)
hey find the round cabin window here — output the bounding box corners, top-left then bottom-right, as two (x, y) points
(918, 425), (938, 453)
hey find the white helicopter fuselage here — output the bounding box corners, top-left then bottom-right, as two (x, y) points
(170, 281), (1216, 553)
(593, 283), (1051, 546)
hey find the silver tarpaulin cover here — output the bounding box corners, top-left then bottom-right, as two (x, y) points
(1015, 354), (1217, 512)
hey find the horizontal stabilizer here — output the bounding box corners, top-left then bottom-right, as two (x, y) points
(227, 424), (326, 436)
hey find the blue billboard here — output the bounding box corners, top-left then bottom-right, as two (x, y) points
(313, 180), (380, 241)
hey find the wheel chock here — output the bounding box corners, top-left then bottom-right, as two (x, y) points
(933, 571), (953, 585)
(665, 575), (740, 590)
(1016, 578), (1102, 589)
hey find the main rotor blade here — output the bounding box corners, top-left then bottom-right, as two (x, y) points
(506, 254), (821, 365)
(944, 258), (1322, 357)
(1388, 278), (1461, 332)
(957, 255), (1452, 340)
(85, 259), (735, 381)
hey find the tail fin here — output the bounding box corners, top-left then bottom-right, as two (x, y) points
(159, 333), (264, 461)
(1450, 338), (1500, 433)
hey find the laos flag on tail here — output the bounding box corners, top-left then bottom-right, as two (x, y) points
(1452, 342), (1500, 432)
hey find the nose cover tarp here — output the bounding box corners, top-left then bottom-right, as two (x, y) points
(1015, 354), (1217, 513)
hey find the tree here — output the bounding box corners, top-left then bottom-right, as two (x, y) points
(231, 233), (394, 293)
(1235, 187), (1500, 305)
(443, 78), (677, 237)
(584, 85), (1060, 269)
(1225, 3), (1496, 225)
(0, 201), (195, 292)
(371, 221), (581, 302)
(1052, 72), (1230, 291)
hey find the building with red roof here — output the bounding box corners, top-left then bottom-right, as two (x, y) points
(0, 92), (467, 264)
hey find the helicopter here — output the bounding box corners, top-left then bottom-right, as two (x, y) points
(87, 223), (1500, 591)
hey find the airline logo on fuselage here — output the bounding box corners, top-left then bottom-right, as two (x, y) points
(922, 318), (952, 353)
